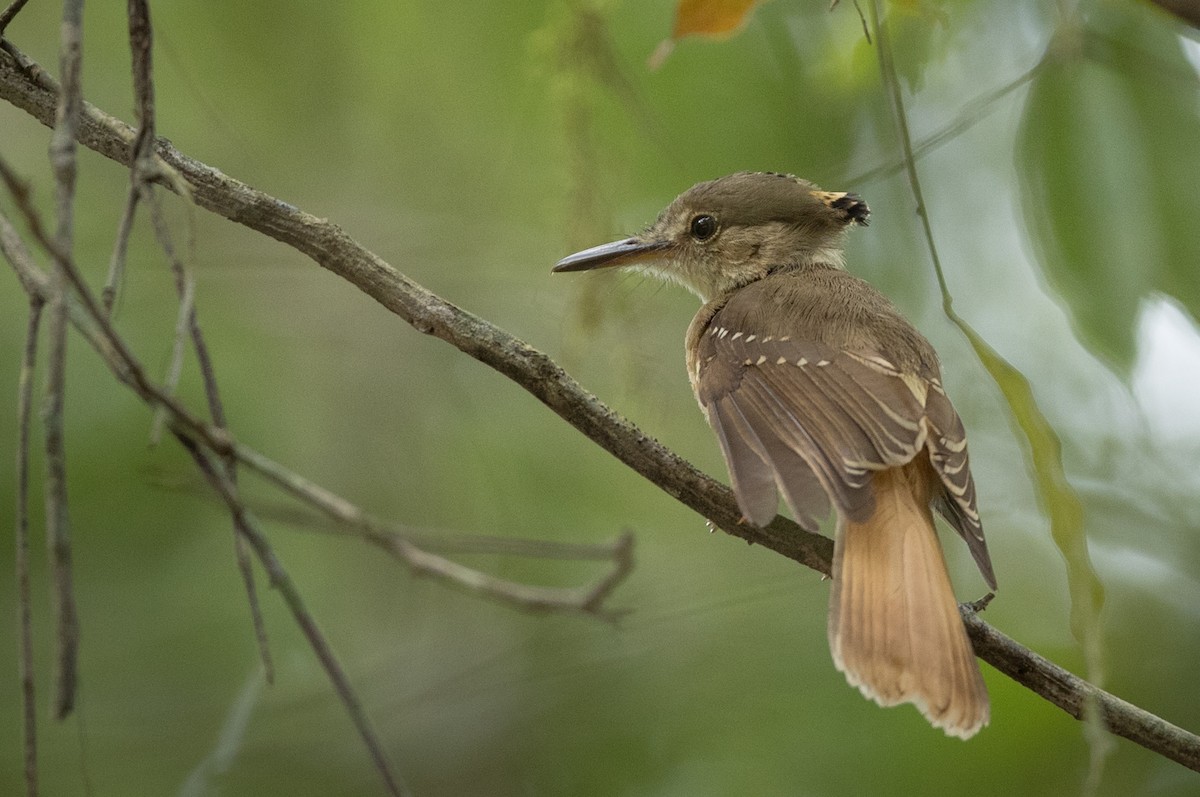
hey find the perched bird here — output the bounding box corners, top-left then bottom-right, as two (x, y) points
(553, 172), (997, 738)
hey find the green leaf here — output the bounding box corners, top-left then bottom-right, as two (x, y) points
(1016, 3), (1200, 372)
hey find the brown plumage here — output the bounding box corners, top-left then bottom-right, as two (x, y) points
(553, 172), (996, 738)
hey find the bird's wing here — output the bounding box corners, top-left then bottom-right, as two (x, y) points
(697, 326), (923, 526)
(923, 382), (994, 587)
(694, 318), (994, 588)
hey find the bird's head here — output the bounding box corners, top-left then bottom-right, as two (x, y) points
(553, 172), (869, 302)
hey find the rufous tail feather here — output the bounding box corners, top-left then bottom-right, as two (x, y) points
(828, 464), (989, 739)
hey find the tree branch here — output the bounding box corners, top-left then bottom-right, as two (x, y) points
(2, 42), (1198, 772)
(0, 176), (632, 620)
(14, 291), (42, 797)
(43, 0), (83, 721)
(2, 192), (632, 796)
(175, 433), (409, 797)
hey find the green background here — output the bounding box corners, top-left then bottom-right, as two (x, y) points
(2, 1), (1200, 794)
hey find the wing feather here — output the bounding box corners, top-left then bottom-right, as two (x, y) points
(699, 336), (928, 521)
(723, 385), (831, 529)
(693, 310), (993, 586)
(705, 397), (782, 528)
(926, 387), (996, 588)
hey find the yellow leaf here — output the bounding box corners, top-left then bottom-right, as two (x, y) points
(672, 0), (761, 39)
(650, 0), (762, 69)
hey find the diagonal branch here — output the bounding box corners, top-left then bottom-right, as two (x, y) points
(0, 195), (633, 619)
(0, 175), (632, 620)
(0, 43), (830, 570)
(1, 207), (631, 797)
(0, 0), (30, 36)
(175, 433), (409, 797)
(1, 42), (1198, 772)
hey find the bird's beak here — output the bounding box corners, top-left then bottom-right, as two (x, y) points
(552, 236), (670, 273)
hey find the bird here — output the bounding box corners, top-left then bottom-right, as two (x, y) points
(552, 171), (997, 738)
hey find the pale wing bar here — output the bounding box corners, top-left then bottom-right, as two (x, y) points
(698, 333), (931, 522)
(925, 387), (996, 588)
(697, 329), (993, 588)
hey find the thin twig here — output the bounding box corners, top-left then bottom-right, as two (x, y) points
(2, 198), (632, 797)
(230, 518), (274, 682)
(176, 434), (408, 797)
(0, 190), (632, 620)
(147, 180), (276, 677)
(103, 0), (156, 317)
(866, 0), (1115, 784)
(0, 0), (31, 36)
(143, 190), (207, 441)
(102, 183), (137, 314)
(125, 0), (274, 680)
(580, 530), (634, 613)
(2, 44), (1198, 771)
(231, 442), (633, 618)
(16, 295), (43, 797)
(847, 0), (871, 44)
(151, 268), (193, 443)
(0, 156), (236, 466)
(348, 524), (627, 561)
(151, 472), (630, 559)
(43, 152), (80, 715)
(44, 0), (85, 720)
(847, 64), (1040, 187)
(390, 531), (632, 619)
(22, 43), (395, 771)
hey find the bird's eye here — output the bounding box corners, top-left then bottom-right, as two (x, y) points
(689, 214), (717, 242)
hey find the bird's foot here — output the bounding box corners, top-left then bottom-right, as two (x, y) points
(963, 592), (996, 613)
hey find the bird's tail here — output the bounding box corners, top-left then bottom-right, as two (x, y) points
(828, 463), (989, 739)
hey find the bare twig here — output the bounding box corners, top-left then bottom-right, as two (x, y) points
(0, 193), (632, 619)
(15, 294), (43, 797)
(151, 268), (193, 443)
(579, 530), (634, 613)
(126, 0), (275, 681)
(103, 0), (154, 314)
(44, 0), (85, 721)
(344, 524), (627, 561)
(176, 434), (408, 797)
(3, 170), (403, 786)
(231, 443), (633, 618)
(394, 535), (632, 617)
(147, 180), (277, 678)
(103, 184), (137, 314)
(1, 157), (234, 453)
(43, 136), (80, 707)
(154, 471), (630, 557)
(842, 0), (872, 44)
(229, 520), (274, 682)
(2, 41), (1198, 772)
(2, 198), (632, 797)
(0, 0), (31, 36)
(1, 192), (632, 797)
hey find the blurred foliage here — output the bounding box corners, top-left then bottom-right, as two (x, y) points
(1018, 1), (1200, 371)
(2, 1), (1200, 796)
